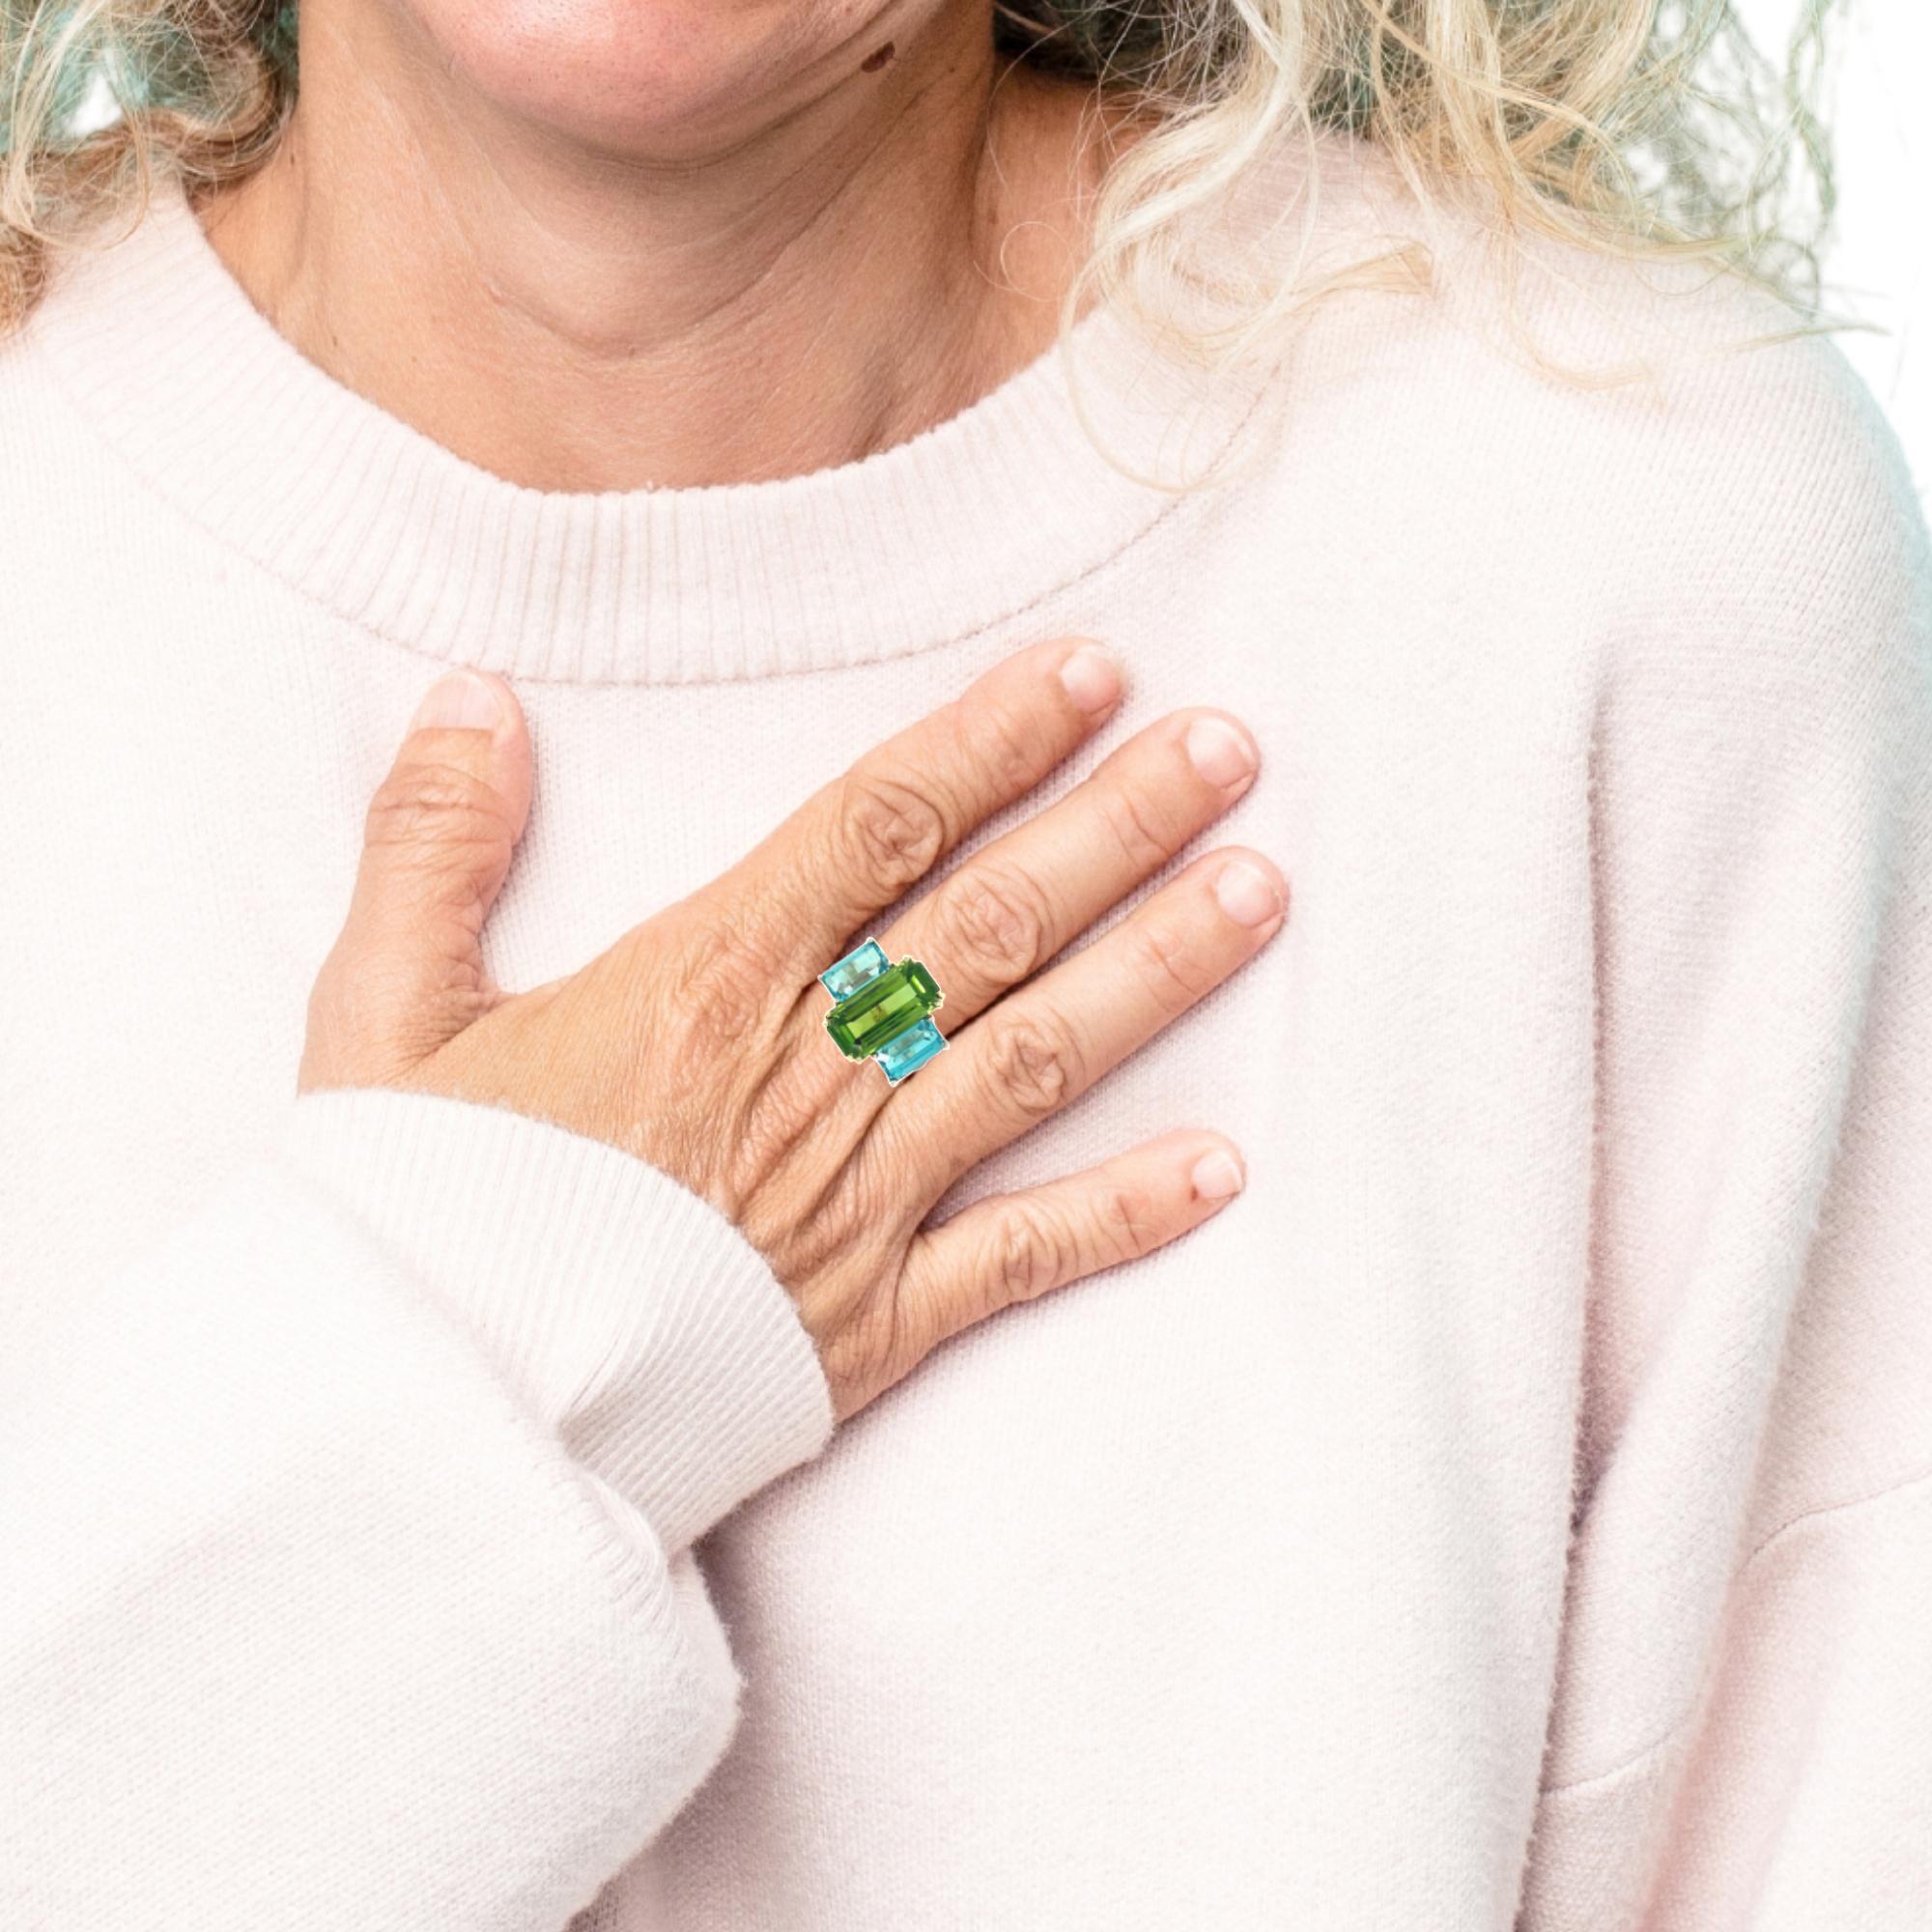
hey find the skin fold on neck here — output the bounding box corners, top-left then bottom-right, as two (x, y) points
(197, 1), (1140, 493)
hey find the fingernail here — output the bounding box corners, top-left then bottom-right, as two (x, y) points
(412, 669), (507, 735)
(1190, 1146), (1246, 1202)
(1185, 716), (1258, 790)
(1213, 858), (1284, 927)
(1059, 644), (1122, 715)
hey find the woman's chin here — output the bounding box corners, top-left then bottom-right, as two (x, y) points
(402, 0), (911, 159)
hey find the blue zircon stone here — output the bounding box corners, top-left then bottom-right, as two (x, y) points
(819, 938), (889, 1002)
(875, 1015), (948, 1083)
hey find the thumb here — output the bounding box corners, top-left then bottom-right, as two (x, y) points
(310, 669), (534, 1078)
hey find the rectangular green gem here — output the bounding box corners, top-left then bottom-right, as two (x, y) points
(825, 958), (942, 1061)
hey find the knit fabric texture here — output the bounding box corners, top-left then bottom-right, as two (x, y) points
(1, 128), (1928, 1930)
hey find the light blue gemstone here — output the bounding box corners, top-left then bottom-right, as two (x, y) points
(876, 1016), (947, 1083)
(819, 938), (889, 1001)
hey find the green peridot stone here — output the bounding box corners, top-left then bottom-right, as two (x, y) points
(825, 957), (943, 1061)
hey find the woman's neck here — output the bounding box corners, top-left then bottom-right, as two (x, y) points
(197, 3), (1128, 493)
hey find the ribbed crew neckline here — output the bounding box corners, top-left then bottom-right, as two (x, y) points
(28, 168), (1293, 686)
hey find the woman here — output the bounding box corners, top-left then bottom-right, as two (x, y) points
(1, 0), (1926, 1925)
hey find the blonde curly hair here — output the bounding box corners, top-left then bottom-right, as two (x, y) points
(1, 1), (1852, 403)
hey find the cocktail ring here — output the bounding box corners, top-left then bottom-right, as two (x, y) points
(819, 938), (948, 1083)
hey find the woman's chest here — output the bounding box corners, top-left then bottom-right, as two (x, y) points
(4, 568), (1598, 1387)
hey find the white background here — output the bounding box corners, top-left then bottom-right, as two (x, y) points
(1739, 1), (1931, 502)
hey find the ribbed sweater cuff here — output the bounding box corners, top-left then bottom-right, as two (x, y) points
(276, 1087), (836, 1554)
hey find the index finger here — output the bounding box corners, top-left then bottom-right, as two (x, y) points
(714, 635), (1123, 971)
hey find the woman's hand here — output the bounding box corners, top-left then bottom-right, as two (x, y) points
(299, 637), (1286, 1421)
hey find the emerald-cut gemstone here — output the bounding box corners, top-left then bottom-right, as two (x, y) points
(819, 938), (889, 1002)
(824, 957), (943, 1062)
(876, 1015), (948, 1082)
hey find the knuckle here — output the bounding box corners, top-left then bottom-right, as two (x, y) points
(932, 863), (1050, 983)
(1127, 917), (1215, 1010)
(365, 762), (516, 852)
(983, 1010), (1080, 1120)
(1091, 1181), (1160, 1264)
(838, 769), (949, 895)
(990, 1200), (1068, 1307)
(362, 763), (518, 886)
(978, 700), (1043, 797)
(1100, 781), (1175, 873)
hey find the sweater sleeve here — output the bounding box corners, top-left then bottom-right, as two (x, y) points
(0, 1088), (836, 1931)
(1517, 337), (1932, 1928)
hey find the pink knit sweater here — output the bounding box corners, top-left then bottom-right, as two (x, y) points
(1, 131), (1927, 1929)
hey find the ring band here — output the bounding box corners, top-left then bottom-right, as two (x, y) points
(820, 938), (948, 1083)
